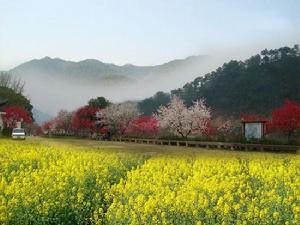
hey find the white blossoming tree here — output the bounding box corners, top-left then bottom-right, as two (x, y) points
(155, 96), (210, 138)
(100, 102), (139, 137)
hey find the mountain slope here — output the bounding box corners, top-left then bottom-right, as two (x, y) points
(138, 45), (300, 116)
(32, 108), (53, 125)
(9, 55), (220, 114)
(11, 55), (208, 81)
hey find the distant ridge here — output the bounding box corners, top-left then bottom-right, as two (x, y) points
(32, 108), (53, 125)
(6, 54), (218, 114)
(10, 55), (208, 81)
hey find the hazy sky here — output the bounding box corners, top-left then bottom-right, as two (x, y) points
(0, 0), (299, 70)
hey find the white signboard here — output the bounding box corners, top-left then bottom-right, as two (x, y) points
(245, 123), (263, 139)
(16, 121), (22, 128)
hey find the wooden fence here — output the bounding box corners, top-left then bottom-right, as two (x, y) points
(111, 137), (300, 153)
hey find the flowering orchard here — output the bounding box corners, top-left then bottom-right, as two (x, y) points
(42, 101), (141, 138)
(125, 116), (158, 137)
(0, 139), (299, 224)
(155, 96), (210, 138)
(100, 102), (139, 136)
(41, 97), (300, 143)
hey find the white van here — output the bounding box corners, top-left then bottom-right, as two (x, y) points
(12, 128), (26, 140)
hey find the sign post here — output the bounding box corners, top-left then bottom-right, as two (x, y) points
(241, 115), (268, 140)
(0, 112), (6, 135)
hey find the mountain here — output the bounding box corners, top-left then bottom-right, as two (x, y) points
(32, 108), (53, 125)
(11, 57), (131, 84)
(138, 45), (300, 116)
(9, 55), (221, 114)
(11, 55), (208, 81)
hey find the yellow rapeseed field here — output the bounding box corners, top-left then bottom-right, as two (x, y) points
(0, 139), (299, 225)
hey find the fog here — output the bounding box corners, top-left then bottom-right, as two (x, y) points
(13, 45), (284, 116)
(11, 55), (224, 116)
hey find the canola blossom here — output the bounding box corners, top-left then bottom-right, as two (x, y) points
(0, 140), (146, 224)
(0, 140), (299, 225)
(106, 154), (300, 225)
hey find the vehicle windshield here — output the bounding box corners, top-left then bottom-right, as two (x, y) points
(13, 128), (25, 133)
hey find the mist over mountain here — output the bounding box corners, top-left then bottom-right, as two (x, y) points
(11, 55), (212, 80)
(9, 55), (223, 114)
(32, 108), (53, 125)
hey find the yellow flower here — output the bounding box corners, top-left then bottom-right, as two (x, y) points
(0, 139), (299, 225)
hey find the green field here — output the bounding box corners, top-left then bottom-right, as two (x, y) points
(0, 137), (299, 225)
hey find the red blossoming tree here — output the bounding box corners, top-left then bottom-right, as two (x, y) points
(270, 100), (300, 141)
(71, 106), (102, 136)
(126, 116), (158, 137)
(3, 106), (32, 128)
(42, 118), (57, 135)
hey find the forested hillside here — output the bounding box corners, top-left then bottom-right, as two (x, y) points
(0, 72), (33, 117)
(139, 45), (300, 116)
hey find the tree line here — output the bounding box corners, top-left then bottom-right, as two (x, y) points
(41, 95), (300, 143)
(1, 45), (299, 143)
(0, 72), (33, 135)
(138, 45), (300, 117)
